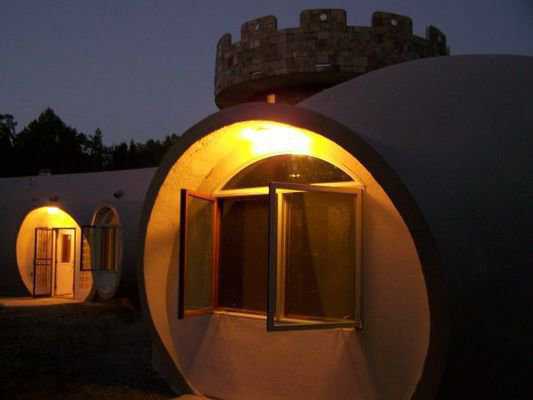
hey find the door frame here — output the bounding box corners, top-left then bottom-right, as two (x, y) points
(53, 227), (77, 298)
(33, 227), (54, 297)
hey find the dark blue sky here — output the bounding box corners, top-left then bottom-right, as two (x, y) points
(2, 1), (532, 144)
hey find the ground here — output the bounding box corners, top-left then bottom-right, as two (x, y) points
(0, 300), (176, 399)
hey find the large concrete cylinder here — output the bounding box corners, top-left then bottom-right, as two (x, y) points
(139, 55), (532, 399)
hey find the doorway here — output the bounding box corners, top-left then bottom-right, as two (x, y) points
(54, 228), (75, 297)
(33, 227), (76, 298)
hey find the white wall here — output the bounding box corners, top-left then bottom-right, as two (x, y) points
(143, 123), (429, 400)
(301, 55), (533, 398)
(0, 167), (156, 299)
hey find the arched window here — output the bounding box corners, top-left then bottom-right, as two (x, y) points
(223, 154), (352, 189)
(93, 207), (119, 226)
(81, 207), (121, 273)
(179, 155), (363, 330)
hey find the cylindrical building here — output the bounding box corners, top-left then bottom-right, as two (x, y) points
(140, 55), (532, 399)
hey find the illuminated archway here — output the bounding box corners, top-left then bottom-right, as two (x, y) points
(16, 206), (94, 301)
(140, 105), (441, 400)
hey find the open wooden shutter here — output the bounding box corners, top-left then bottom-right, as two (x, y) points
(267, 182), (363, 331)
(178, 189), (217, 319)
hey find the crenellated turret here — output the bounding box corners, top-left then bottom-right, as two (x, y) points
(214, 9), (449, 108)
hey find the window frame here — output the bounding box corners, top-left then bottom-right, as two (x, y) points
(266, 182), (363, 331)
(59, 231), (73, 263)
(215, 193), (270, 314)
(178, 189), (219, 319)
(177, 182), (363, 331)
(80, 225), (121, 272)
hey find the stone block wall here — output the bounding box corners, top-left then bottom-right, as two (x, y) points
(215, 9), (449, 108)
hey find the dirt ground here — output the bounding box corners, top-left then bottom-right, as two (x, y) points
(0, 301), (176, 399)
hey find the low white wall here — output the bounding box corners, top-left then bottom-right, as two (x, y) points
(0, 167), (156, 299)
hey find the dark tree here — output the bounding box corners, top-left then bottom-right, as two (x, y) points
(105, 133), (180, 171)
(84, 128), (107, 171)
(1, 108), (182, 176)
(13, 108), (89, 176)
(0, 114), (17, 177)
(110, 142), (129, 170)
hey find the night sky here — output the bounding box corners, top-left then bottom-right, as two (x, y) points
(2, 1), (532, 144)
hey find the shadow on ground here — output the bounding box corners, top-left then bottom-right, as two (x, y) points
(0, 302), (175, 399)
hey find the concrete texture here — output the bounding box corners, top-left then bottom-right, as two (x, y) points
(300, 54), (533, 399)
(140, 110), (432, 398)
(140, 55), (532, 399)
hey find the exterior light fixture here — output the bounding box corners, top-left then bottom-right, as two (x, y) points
(46, 206), (59, 215)
(241, 124), (311, 155)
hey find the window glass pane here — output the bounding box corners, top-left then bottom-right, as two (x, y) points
(223, 155), (352, 189)
(184, 196), (213, 310)
(82, 227), (118, 271)
(60, 233), (72, 263)
(99, 227), (116, 271)
(283, 190), (356, 321)
(81, 227), (94, 271)
(82, 227), (98, 270)
(218, 196), (268, 312)
(94, 207), (118, 225)
(109, 228), (117, 271)
(100, 229), (108, 268)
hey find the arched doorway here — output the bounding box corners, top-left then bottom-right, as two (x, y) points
(141, 114), (436, 400)
(16, 205), (92, 300)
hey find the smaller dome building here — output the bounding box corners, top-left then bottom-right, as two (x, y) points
(140, 55), (533, 400)
(0, 168), (156, 302)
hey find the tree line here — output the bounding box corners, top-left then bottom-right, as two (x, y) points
(0, 108), (180, 177)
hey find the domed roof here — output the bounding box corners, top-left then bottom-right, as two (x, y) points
(300, 54), (533, 398)
(300, 55), (532, 248)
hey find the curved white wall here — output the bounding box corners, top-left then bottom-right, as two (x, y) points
(300, 55), (533, 398)
(143, 121), (429, 399)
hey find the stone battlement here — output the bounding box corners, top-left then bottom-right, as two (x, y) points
(215, 10), (449, 108)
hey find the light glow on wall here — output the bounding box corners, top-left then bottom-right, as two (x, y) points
(240, 123), (311, 155)
(47, 206), (60, 215)
(16, 206), (82, 296)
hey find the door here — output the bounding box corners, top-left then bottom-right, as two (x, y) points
(33, 228), (54, 297)
(54, 228), (75, 297)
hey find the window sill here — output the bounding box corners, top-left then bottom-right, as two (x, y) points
(213, 309), (267, 320)
(212, 310), (360, 332)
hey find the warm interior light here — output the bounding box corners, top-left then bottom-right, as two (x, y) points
(241, 124), (311, 155)
(47, 206), (59, 215)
